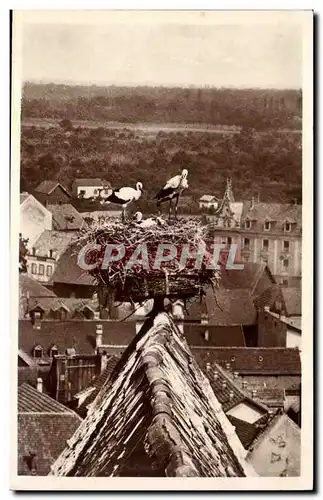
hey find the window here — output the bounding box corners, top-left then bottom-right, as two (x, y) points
(48, 249), (53, 258)
(93, 189), (98, 195)
(243, 254), (249, 263)
(244, 238), (250, 248)
(46, 265), (52, 277)
(283, 259), (289, 269)
(283, 240), (290, 251)
(283, 279), (288, 286)
(39, 264), (44, 276)
(31, 263), (37, 274)
(33, 345), (43, 359)
(262, 239), (269, 250)
(32, 247), (36, 256)
(264, 221), (271, 231)
(245, 220), (251, 230)
(284, 222), (291, 232)
(227, 236), (232, 245)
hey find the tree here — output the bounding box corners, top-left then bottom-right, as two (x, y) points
(19, 233), (28, 273)
(59, 118), (74, 132)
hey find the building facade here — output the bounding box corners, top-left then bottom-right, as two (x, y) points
(72, 178), (112, 199)
(204, 179), (302, 287)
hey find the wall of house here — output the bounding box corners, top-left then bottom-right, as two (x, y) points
(247, 415), (301, 476)
(26, 256), (55, 283)
(47, 187), (71, 204)
(50, 283), (95, 298)
(74, 185), (112, 199)
(258, 310), (287, 347)
(286, 328), (301, 349)
(226, 401), (265, 424)
(20, 197), (52, 247)
(238, 375), (301, 392)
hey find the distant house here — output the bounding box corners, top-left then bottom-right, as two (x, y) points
(26, 230), (76, 283)
(17, 383), (82, 475)
(47, 204), (84, 231)
(34, 181), (72, 205)
(247, 413), (301, 477)
(257, 286), (302, 349)
(72, 178), (112, 199)
(199, 195), (218, 210)
(20, 193), (52, 247)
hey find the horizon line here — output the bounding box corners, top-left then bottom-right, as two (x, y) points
(23, 79), (302, 92)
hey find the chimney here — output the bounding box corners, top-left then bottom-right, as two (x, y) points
(201, 312), (209, 326)
(264, 305), (270, 312)
(222, 381), (227, 390)
(250, 197), (255, 210)
(213, 371), (218, 381)
(101, 352), (108, 373)
(229, 390), (234, 401)
(96, 324), (103, 349)
(172, 300), (184, 334)
(233, 371), (239, 380)
(32, 311), (41, 330)
(251, 389), (257, 399)
(94, 311), (100, 320)
(206, 362), (211, 372)
(36, 377), (43, 393)
(242, 380), (248, 389)
(204, 329), (209, 342)
(225, 362), (231, 371)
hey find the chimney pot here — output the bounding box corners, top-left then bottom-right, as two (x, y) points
(225, 362), (231, 370)
(96, 324), (103, 348)
(251, 197), (255, 209)
(36, 377), (43, 393)
(242, 380), (248, 389)
(233, 371), (239, 379)
(229, 390), (234, 400)
(252, 389), (257, 399)
(206, 362), (211, 372)
(101, 352), (108, 373)
(213, 371), (218, 380)
(222, 381), (227, 390)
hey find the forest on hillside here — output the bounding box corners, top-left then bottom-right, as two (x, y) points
(20, 118), (302, 207)
(22, 83), (302, 131)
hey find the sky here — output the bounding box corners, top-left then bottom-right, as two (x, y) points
(21, 18), (303, 88)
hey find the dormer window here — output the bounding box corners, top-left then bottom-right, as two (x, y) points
(284, 222), (291, 232)
(264, 221), (271, 231)
(245, 220), (251, 230)
(50, 345), (59, 358)
(33, 345), (43, 359)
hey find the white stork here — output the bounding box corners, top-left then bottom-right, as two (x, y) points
(154, 169), (188, 219)
(101, 182), (143, 221)
(133, 211), (166, 228)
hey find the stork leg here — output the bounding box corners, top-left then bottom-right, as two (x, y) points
(174, 194), (180, 220)
(121, 208), (126, 223)
(168, 198), (172, 220)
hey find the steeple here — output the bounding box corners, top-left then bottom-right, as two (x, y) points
(225, 177), (235, 203)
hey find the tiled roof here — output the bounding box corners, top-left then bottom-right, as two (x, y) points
(184, 324), (246, 347)
(227, 415), (264, 449)
(51, 312), (256, 477)
(200, 195), (217, 202)
(191, 347), (301, 375)
(28, 296), (98, 315)
(48, 244), (96, 286)
(35, 181), (71, 196)
(18, 384), (82, 476)
(219, 263), (274, 292)
(18, 383), (76, 413)
(19, 274), (56, 298)
(281, 288), (302, 316)
(19, 320), (136, 359)
(253, 284), (281, 310)
(204, 363), (268, 413)
(32, 230), (76, 258)
(242, 201), (302, 236)
(206, 288), (257, 326)
(47, 204), (84, 231)
(73, 178), (109, 187)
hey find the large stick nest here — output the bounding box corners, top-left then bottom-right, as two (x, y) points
(76, 218), (220, 302)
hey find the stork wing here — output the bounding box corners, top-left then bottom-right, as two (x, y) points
(164, 174), (181, 190)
